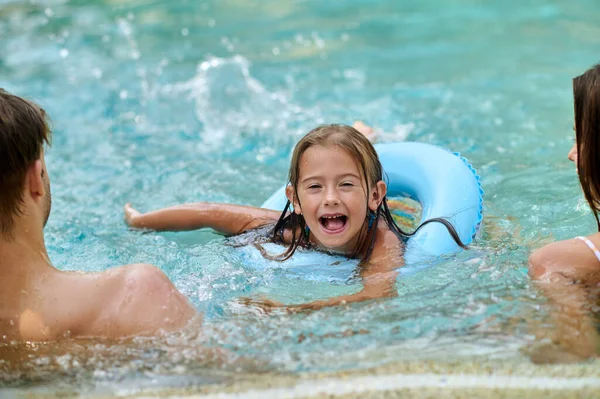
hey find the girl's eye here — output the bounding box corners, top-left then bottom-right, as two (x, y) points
(341, 182), (354, 187)
(307, 184), (321, 190)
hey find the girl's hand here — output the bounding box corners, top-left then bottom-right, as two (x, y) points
(238, 296), (324, 314)
(124, 203), (141, 227)
(237, 295), (287, 314)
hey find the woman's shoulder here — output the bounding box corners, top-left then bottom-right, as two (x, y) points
(529, 233), (600, 281)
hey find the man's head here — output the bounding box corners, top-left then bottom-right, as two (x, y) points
(0, 89), (52, 239)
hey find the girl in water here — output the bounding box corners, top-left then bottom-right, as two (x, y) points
(125, 124), (465, 310)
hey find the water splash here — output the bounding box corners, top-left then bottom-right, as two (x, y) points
(163, 55), (307, 155)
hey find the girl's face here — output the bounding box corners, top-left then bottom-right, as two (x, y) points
(286, 144), (385, 254)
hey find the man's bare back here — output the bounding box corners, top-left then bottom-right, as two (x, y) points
(0, 89), (198, 342)
(1, 261), (196, 341)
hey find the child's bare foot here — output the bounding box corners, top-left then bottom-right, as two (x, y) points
(353, 121), (377, 142)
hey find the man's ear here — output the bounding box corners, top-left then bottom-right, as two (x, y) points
(27, 160), (45, 201)
(368, 181), (387, 211)
(285, 185), (302, 215)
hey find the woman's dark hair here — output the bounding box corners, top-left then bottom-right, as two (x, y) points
(574, 64), (600, 231)
(264, 124), (466, 263)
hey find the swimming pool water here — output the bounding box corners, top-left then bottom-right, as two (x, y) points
(2, 0), (600, 395)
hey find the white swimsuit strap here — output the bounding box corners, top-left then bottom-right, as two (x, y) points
(575, 236), (600, 264)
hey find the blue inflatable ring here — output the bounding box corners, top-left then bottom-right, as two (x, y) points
(261, 142), (483, 263)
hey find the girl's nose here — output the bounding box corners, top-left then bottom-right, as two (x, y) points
(323, 188), (340, 206)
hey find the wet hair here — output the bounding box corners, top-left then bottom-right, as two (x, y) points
(265, 124), (466, 263)
(574, 64), (600, 231)
(0, 89), (52, 237)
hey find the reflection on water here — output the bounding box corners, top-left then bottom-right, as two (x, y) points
(2, 0), (600, 395)
(0, 321), (268, 394)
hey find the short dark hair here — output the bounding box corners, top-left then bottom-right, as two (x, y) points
(0, 89), (52, 236)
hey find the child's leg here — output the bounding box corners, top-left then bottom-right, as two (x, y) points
(352, 121), (377, 142)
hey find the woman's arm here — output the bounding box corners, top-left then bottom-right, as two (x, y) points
(124, 202), (281, 235)
(529, 272), (600, 360)
(529, 237), (600, 359)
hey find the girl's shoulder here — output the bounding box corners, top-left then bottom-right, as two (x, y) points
(370, 225), (406, 262)
(377, 222), (407, 243)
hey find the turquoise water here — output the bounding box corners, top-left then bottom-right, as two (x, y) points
(2, 0), (600, 395)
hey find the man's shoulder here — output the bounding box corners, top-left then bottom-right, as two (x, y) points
(108, 263), (178, 301)
(50, 263), (177, 338)
(23, 263), (194, 340)
(93, 263), (196, 337)
(81, 263), (169, 291)
(87, 263), (174, 310)
(56, 263), (165, 297)
(118, 263), (170, 283)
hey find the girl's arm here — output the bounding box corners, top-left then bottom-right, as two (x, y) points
(124, 202), (281, 235)
(294, 229), (403, 310)
(288, 268), (398, 311)
(242, 272), (398, 312)
(245, 229), (402, 311)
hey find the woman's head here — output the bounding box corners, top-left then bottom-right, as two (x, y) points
(573, 63), (600, 229)
(285, 124), (386, 255)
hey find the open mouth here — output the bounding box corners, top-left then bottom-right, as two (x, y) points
(319, 214), (348, 233)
